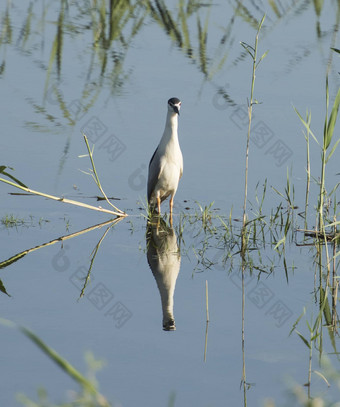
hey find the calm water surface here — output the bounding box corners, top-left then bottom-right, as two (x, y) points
(1, 1), (340, 406)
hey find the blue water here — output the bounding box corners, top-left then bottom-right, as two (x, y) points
(1, 1), (340, 406)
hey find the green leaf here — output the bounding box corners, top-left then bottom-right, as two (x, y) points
(326, 137), (340, 162)
(244, 215), (266, 227)
(324, 219), (340, 228)
(325, 85), (340, 149)
(331, 47), (340, 54)
(313, 370), (330, 387)
(0, 166), (27, 188)
(271, 186), (285, 200)
(296, 331), (311, 349)
(0, 279), (10, 297)
(288, 308), (306, 337)
(256, 50), (268, 68)
(240, 41), (254, 59)
(257, 14), (266, 32)
(306, 319), (312, 333)
(293, 106), (320, 146)
(329, 249), (340, 264)
(18, 325), (97, 394)
(324, 78), (329, 148)
(274, 235), (286, 250)
(314, 287), (330, 331)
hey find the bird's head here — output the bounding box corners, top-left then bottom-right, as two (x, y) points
(168, 97), (181, 116)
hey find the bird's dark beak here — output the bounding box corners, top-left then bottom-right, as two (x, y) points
(174, 106), (180, 115)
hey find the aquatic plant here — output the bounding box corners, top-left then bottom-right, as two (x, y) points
(0, 137), (127, 218)
(0, 318), (109, 407)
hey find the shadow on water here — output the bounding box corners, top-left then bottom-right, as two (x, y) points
(0, 217), (123, 293)
(146, 214), (180, 331)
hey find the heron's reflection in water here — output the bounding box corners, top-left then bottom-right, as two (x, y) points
(146, 215), (181, 331)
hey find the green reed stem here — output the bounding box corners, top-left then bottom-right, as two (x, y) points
(204, 280), (209, 362)
(241, 15), (266, 256)
(239, 15), (266, 407)
(83, 134), (126, 215)
(304, 111), (311, 232)
(205, 280), (209, 322)
(0, 177), (124, 217)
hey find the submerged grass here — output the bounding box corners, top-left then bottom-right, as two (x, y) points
(286, 77), (340, 402)
(295, 79), (340, 234)
(0, 214), (49, 229)
(1, 214), (26, 228)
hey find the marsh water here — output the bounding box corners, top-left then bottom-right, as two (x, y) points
(1, 1), (340, 406)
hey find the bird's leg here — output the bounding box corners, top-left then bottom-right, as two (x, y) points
(169, 195), (174, 226)
(157, 196), (161, 215)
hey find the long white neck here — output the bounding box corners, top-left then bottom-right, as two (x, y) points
(162, 111), (178, 142)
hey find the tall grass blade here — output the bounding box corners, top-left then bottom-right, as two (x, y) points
(256, 50), (268, 68)
(325, 85), (340, 149)
(289, 307), (306, 336)
(296, 330), (311, 349)
(313, 286), (329, 332)
(325, 77), (329, 144)
(326, 138), (340, 162)
(0, 319), (101, 396)
(293, 106), (319, 146)
(273, 236), (285, 250)
(19, 325), (97, 394)
(313, 369), (330, 387)
(320, 286), (332, 326)
(82, 134), (125, 214)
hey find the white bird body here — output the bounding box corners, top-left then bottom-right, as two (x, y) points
(147, 98), (183, 221)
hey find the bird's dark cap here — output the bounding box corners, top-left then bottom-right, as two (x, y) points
(168, 97), (181, 105)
